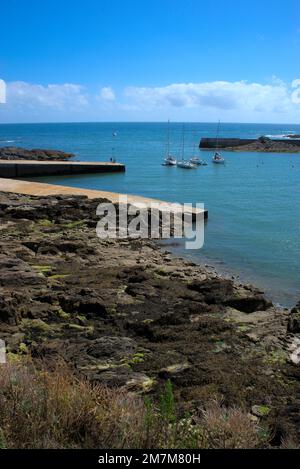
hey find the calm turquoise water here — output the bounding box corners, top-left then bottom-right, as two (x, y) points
(0, 122), (299, 306)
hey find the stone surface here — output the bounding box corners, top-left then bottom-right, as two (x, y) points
(287, 302), (300, 333)
(251, 405), (271, 417)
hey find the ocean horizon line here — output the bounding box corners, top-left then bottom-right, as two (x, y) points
(1, 120), (300, 126)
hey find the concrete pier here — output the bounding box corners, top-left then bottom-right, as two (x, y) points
(0, 160), (125, 178)
(0, 178), (208, 221)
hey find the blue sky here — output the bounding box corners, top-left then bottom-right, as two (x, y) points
(0, 0), (300, 123)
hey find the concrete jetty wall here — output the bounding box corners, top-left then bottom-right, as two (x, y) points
(0, 160), (125, 178)
(0, 178), (208, 221)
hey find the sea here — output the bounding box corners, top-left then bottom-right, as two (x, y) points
(0, 122), (299, 307)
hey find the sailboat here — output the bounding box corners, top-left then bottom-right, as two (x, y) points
(162, 120), (177, 166)
(190, 137), (208, 166)
(190, 157), (208, 166)
(177, 126), (196, 169)
(212, 151), (225, 164)
(212, 120), (225, 164)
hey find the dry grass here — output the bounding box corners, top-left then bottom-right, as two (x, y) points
(0, 359), (145, 448)
(196, 400), (263, 448)
(0, 359), (267, 449)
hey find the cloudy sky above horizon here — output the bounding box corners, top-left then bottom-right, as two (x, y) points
(1, 0), (300, 123)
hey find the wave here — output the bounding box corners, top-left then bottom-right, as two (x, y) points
(265, 133), (300, 139)
(0, 139), (15, 143)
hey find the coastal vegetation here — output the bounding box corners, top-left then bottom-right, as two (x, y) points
(0, 359), (272, 449)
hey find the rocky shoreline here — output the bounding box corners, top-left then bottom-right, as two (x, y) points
(226, 139), (300, 153)
(0, 191), (299, 445)
(0, 146), (74, 161)
(200, 136), (300, 153)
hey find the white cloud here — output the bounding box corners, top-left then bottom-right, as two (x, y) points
(291, 83), (300, 104)
(124, 80), (298, 114)
(98, 86), (115, 101)
(6, 81), (88, 111)
(0, 79), (6, 103)
(1, 78), (300, 123)
(292, 79), (300, 88)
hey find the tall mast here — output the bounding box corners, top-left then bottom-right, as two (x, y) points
(167, 119), (170, 156)
(216, 119), (220, 151)
(193, 128), (196, 156)
(182, 124), (185, 160)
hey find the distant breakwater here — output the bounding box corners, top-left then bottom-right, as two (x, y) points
(199, 137), (300, 151)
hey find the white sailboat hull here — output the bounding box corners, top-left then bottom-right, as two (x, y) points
(177, 160), (196, 169)
(212, 158), (225, 164)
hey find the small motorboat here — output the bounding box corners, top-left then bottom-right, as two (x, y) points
(162, 155), (177, 166)
(190, 156), (208, 166)
(212, 152), (225, 164)
(177, 160), (196, 169)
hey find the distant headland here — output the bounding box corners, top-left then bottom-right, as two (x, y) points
(0, 146), (74, 161)
(200, 136), (300, 153)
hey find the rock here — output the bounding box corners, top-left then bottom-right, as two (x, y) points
(248, 413), (259, 423)
(288, 337), (300, 365)
(0, 290), (20, 324)
(224, 290), (272, 313)
(187, 278), (272, 313)
(125, 283), (156, 298)
(125, 373), (156, 393)
(87, 368), (133, 386)
(187, 278), (234, 303)
(0, 146), (74, 161)
(287, 302), (300, 333)
(251, 405), (271, 417)
(0, 255), (44, 288)
(246, 333), (259, 343)
(274, 404), (300, 444)
(159, 362), (191, 379)
(128, 271), (150, 283)
(59, 291), (108, 319)
(86, 336), (137, 360)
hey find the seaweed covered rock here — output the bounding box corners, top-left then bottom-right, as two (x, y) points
(0, 146), (74, 161)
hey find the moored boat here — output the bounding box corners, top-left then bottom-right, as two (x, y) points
(162, 155), (177, 166)
(162, 120), (177, 166)
(177, 160), (196, 169)
(177, 125), (196, 168)
(212, 120), (225, 164)
(212, 152), (225, 164)
(190, 156), (208, 166)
